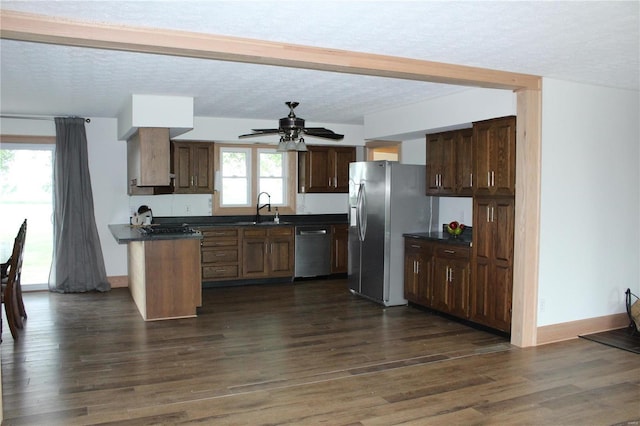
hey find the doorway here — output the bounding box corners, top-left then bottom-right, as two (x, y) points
(366, 140), (401, 161)
(0, 143), (55, 289)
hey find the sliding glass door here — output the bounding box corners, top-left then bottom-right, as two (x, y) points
(0, 143), (54, 288)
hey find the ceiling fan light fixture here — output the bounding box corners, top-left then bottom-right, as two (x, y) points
(296, 138), (307, 152)
(277, 136), (288, 152)
(285, 138), (298, 151)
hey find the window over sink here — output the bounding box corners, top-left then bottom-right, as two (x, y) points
(213, 143), (296, 215)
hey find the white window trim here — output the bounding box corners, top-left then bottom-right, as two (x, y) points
(213, 143), (297, 216)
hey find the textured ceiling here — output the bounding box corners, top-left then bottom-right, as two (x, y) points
(1, 1), (638, 125)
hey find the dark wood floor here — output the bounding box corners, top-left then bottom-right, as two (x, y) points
(1, 279), (639, 425)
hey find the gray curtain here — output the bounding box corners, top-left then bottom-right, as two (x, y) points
(49, 117), (110, 293)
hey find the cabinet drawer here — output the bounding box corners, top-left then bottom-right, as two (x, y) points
(268, 226), (293, 236)
(202, 265), (239, 279)
(202, 238), (238, 248)
(201, 228), (238, 238)
(405, 238), (433, 254)
(243, 228), (268, 237)
(202, 248), (238, 264)
(434, 245), (470, 259)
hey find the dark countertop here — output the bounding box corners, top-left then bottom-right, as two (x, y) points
(403, 231), (472, 247)
(108, 224), (203, 244)
(153, 214), (348, 228)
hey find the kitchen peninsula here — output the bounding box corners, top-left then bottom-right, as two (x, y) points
(109, 224), (202, 321)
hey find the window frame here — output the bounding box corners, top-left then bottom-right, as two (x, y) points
(213, 143), (297, 216)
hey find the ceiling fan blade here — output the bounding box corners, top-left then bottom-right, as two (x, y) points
(304, 128), (344, 140)
(238, 129), (280, 138)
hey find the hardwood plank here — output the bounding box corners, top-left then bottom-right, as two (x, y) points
(1, 279), (638, 425)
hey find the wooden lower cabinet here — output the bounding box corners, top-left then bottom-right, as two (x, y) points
(404, 238), (433, 305)
(432, 246), (471, 318)
(199, 227), (240, 281)
(470, 197), (515, 333)
(241, 226), (294, 279)
(404, 238), (470, 319)
(331, 224), (349, 274)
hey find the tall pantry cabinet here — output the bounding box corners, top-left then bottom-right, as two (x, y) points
(470, 116), (516, 333)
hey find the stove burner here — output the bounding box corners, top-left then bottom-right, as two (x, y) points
(138, 224), (197, 235)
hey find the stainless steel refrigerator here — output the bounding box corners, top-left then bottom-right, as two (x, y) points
(348, 161), (438, 306)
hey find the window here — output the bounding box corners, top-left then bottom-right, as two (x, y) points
(214, 144), (296, 215)
(220, 147), (250, 206)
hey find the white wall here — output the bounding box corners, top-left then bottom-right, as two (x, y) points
(85, 118), (129, 276)
(537, 79), (640, 326)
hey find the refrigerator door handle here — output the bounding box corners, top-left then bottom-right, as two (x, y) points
(356, 183), (367, 242)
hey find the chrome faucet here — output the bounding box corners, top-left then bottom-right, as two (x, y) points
(256, 192), (271, 223)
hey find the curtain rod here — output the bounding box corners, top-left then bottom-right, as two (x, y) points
(0, 114), (91, 123)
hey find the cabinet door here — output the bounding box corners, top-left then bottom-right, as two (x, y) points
(193, 143), (214, 193)
(448, 259), (471, 319)
(242, 238), (268, 278)
(471, 197), (514, 332)
(269, 236), (294, 276)
(432, 257), (451, 312)
(425, 134), (442, 194)
(425, 133), (456, 195)
(173, 142), (193, 193)
(331, 224), (349, 274)
(306, 147), (331, 192)
(473, 116), (516, 196)
(455, 129), (474, 196)
(404, 239), (432, 305)
(333, 148), (355, 192)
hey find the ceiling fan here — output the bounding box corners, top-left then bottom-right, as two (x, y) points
(239, 101), (344, 151)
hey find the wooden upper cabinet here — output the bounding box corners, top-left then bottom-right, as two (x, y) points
(473, 116), (516, 197)
(426, 132), (455, 195)
(127, 128), (174, 195)
(425, 128), (473, 196)
(298, 145), (356, 193)
(456, 128), (474, 196)
(171, 141), (215, 194)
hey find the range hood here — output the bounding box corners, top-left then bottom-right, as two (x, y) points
(118, 94), (194, 140)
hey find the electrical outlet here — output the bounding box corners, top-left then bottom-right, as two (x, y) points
(185, 205), (191, 214)
(539, 298), (546, 313)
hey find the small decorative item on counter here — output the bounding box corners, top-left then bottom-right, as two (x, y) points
(446, 221), (465, 238)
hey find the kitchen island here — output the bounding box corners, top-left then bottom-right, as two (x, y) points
(109, 224), (203, 321)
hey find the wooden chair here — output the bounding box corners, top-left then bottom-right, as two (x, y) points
(1, 219), (27, 341)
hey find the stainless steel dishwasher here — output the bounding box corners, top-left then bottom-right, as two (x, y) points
(294, 225), (331, 278)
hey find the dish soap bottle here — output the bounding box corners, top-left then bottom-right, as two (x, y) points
(274, 207), (280, 224)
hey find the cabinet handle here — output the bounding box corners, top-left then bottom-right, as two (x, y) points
(416, 260), (420, 275)
(487, 172), (491, 187)
(486, 206), (491, 222)
(191, 176), (194, 186)
(491, 206), (495, 223)
(449, 267), (454, 282)
(444, 249), (455, 254)
(491, 171), (495, 187)
(411, 244), (420, 248)
(195, 175), (198, 187)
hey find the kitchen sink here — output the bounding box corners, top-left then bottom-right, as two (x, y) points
(233, 221), (291, 226)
